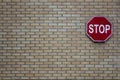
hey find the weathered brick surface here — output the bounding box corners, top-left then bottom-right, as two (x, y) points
(0, 0), (120, 79)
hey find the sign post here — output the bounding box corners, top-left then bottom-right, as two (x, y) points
(86, 16), (112, 42)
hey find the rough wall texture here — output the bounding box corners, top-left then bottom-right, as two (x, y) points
(0, 0), (120, 79)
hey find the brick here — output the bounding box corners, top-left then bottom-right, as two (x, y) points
(0, 0), (119, 79)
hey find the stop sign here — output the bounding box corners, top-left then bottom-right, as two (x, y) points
(86, 16), (112, 42)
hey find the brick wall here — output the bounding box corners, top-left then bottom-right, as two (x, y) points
(0, 0), (120, 79)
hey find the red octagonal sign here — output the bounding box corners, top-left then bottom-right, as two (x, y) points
(86, 16), (113, 42)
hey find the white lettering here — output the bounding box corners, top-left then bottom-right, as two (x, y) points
(94, 24), (99, 33)
(105, 25), (110, 33)
(88, 24), (111, 34)
(99, 24), (104, 34)
(89, 24), (94, 33)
